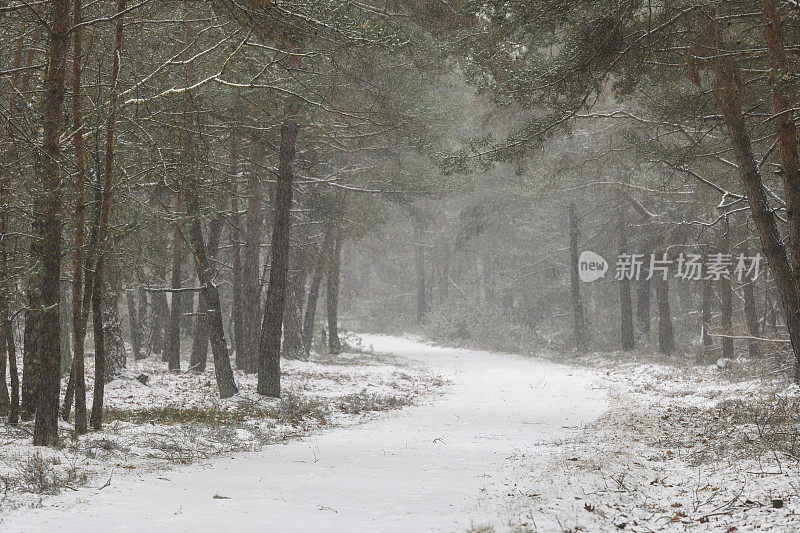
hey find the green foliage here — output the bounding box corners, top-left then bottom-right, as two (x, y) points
(424, 297), (538, 353)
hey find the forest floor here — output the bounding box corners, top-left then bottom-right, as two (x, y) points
(497, 348), (800, 532)
(0, 336), (444, 528)
(3, 336), (798, 532)
(0, 334), (606, 532)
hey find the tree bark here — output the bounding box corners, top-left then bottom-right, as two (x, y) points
(655, 273), (675, 355)
(743, 276), (760, 357)
(568, 202), (588, 352)
(126, 288), (141, 360)
(165, 193), (183, 370)
(190, 216), (222, 371)
(106, 285), (127, 375)
(62, 147), (102, 426)
(327, 227), (345, 355)
(618, 208), (635, 350)
(761, 0), (800, 277)
(637, 277), (650, 335)
(0, 24), (25, 417)
(414, 215), (428, 324)
(59, 280), (71, 375)
(21, 294), (40, 422)
(302, 230), (333, 354)
(89, 0), (126, 431)
(6, 318), (18, 425)
(710, 29), (800, 380)
(150, 286), (167, 355)
(0, 325), (7, 414)
(0, 21), (29, 424)
(90, 277), (105, 430)
(719, 277), (734, 358)
(765, 281), (778, 333)
(718, 224), (734, 359)
(257, 47), (302, 396)
(242, 161), (263, 373)
(33, 0), (71, 446)
(637, 252), (651, 335)
(186, 204), (238, 397)
(137, 285), (148, 357)
(227, 133), (246, 369)
(282, 248), (308, 360)
(701, 279), (713, 349)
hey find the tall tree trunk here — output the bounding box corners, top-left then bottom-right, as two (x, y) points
(282, 248), (308, 360)
(106, 285), (127, 375)
(710, 27), (800, 380)
(227, 133), (246, 369)
(90, 277), (105, 430)
(150, 286), (167, 355)
(701, 279), (714, 351)
(743, 276), (761, 357)
(137, 285), (148, 357)
(719, 277), (734, 358)
(765, 281), (778, 333)
(182, 291), (195, 341)
(242, 164), (263, 373)
(618, 207), (635, 350)
(719, 224), (734, 359)
(414, 215), (427, 324)
(568, 202), (588, 352)
(762, 0), (800, 277)
(190, 217), (223, 371)
(302, 230), (333, 354)
(62, 148), (102, 426)
(0, 326), (7, 414)
(165, 193), (182, 370)
(6, 318), (18, 424)
(190, 288), (207, 371)
(326, 229), (344, 355)
(12, 26), (36, 424)
(637, 256), (651, 335)
(21, 286), (40, 422)
(0, 24), (26, 417)
(59, 281), (71, 375)
(655, 273), (675, 355)
(126, 288), (141, 360)
(33, 0), (71, 446)
(257, 48), (301, 396)
(186, 202), (238, 397)
(89, 0), (126, 431)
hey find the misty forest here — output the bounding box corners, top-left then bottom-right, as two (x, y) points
(1, 0), (800, 531)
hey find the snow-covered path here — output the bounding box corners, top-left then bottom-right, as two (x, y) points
(4, 335), (607, 533)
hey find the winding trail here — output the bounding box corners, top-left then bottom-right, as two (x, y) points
(4, 335), (606, 532)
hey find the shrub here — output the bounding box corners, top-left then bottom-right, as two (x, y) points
(424, 297), (538, 353)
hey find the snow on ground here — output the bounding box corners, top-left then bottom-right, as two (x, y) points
(4, 335), (793, 532)
(497, 352), (800, 532)
(0, 340), (444, 520)
(0, 334), (606, 532)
